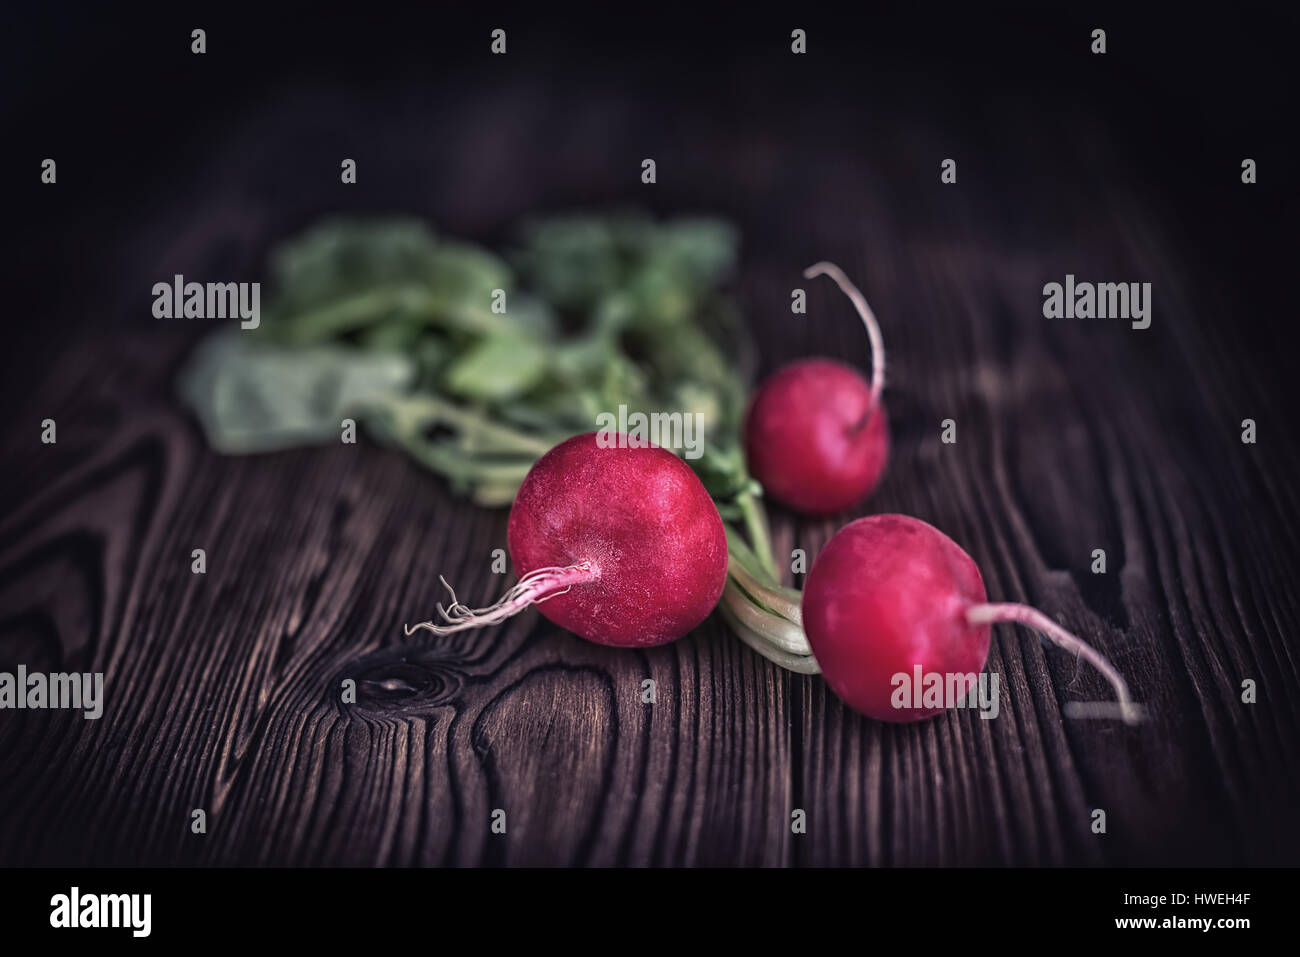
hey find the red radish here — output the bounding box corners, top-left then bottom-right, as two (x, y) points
(405, 432), (728, 648)
(745, 262), (890, 515)
(802, 514), (1142, 724)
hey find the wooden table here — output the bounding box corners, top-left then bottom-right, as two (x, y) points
(2, 10), (1297, 866)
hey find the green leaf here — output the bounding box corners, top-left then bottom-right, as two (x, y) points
(266, 219), (442, 333)
(657, 217), (739, 285)
(442, 335), (549, 401)
(513, 216), (624, 309)
(178, 330), (414, 453)
(263, 219), (522, 343)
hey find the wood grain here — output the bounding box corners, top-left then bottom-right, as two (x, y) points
(2, 59), (1297, 867)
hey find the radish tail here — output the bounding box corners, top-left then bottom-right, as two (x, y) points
(405, 562), (597, 636)
(803, 260), (886, 419)
(966, 603), (1144, 725)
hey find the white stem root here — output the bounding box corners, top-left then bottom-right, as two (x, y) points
(405, 562), (595, 637)
(967, 602), (1144, 725)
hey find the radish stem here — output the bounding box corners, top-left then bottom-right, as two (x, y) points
(380, 393), (562, 458)
(721, 578), (812, 656)
(803, 261), (885, 418)
(735, 486), (779, 581)
(728, 558), (803, 626)
(719, 598), (821, 674)
(966, 603), (1144, 724)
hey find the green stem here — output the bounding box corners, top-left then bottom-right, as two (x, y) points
(718, 598), (820, 674)
(404, 443), (535, 485)
(736, 485), (780, 582)
(379, 393), (564, 458)
(280, 286), (438, 344)
(721, 579), (811, 656)
(720, 523), (815, 672)
(471, 482), (527, 507)
(728, 556), (803, 626)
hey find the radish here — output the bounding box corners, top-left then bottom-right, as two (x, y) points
(802, 514), (1143, 724)
(744, 262), (889, 515)
(405, 432), (729, 647)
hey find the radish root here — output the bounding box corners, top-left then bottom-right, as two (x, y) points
(405, 561), (597, 636)
(804, 261), (886, 415)
(966, 602), (1144, 725)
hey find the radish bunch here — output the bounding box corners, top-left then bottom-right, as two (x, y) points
(408, 260), (1142, 728)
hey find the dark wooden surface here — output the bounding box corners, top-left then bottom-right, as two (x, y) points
(2, 12), (1298, 866)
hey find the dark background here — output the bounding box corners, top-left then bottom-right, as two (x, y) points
(1, 2), (1297, 865)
